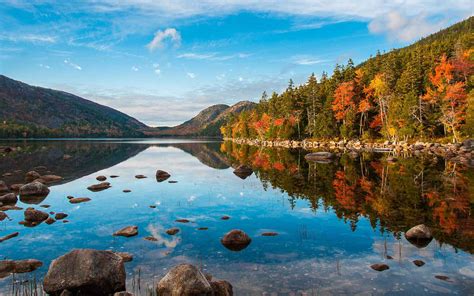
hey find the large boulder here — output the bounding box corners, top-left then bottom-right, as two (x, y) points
(156, 170), (171, 182)
(156, 264), (213, 296)
(0, 259), (43, 279)
(0, 193), (17, 205)
(43, 249), (126, 296)
(405, 224), (433, 248)
(221, 230), (251, 251)
(19, 181), (50, 197)
(233, 165), (253, 179)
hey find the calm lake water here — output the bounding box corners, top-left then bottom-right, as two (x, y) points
(0, 139), (473, 295)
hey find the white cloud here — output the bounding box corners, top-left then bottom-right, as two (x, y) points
(368, 11), (450, 42)
(177, 53), (216, 59)
(0, 34), (56, 43)
(64, 59), (82, 70)
(187, 72), (196, 79)
(146, 28), (181, 51)
(177, 52), (250, 61)
(131, 65), (139, 71)
(39, 63), (50, 69)
(293, 57), (326, 65)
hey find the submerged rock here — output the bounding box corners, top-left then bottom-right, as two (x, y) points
(370, 263), (389, 271)
(0, 193), (17, 205)
(197, 227), (208, 231)
(135, 175), (147, 179)
(24, 207), (49, 223)
(221, 230), (251, 251)
(144, 236), (158, 242)
(221, 215), (230, 220)
(19, 181), (50, 197)
(405, 224), (433, 248)
(45, 217), (56, 225)
(110, 175), (119, 178)
(69, 197), (91, 204)
(175, 219), (190, 223)
(0, 259), (43, 279)
(87, 182), (111, 192)
(304, 152), (335, 163)
(43, 249), (125, 296)
(123, 189), (131, 193)
(0, 232), (19, 243)
(156, 264), (213, 296)
(156, 170), (171, 182)
(233, 165), (253, 179)
(435, 275), (451, 282)
(55, 213), (68, 220)
(113, 226), (138, 237)
(166, 228), (180, 235)
(261, 232), (278, 236)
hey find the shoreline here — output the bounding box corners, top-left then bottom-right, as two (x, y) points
(224, 138), (474, 164)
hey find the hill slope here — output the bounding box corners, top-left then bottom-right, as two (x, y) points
(0, 75), (147, 137)
(146, 101), (256, 137)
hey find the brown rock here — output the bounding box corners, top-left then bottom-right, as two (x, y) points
(144, 236), (158, 241)
(413, 260), (425, 267)
(55, 213), (68, 220)
(113, 226), (138, 237)
(435, 275), (451, 282)
(24, 207), (49, 223)
(87, 182), (111, 192)
(405, 224), (433, 248)
(96, 176), (107, 181)
(233, 165), (253, 179)
(156, 264), (213, 296)
(0, 259), (43, 279)
(25, 171), (41, 182)
(166, 228), (180, 235)
(45, 217), (56, 225)
(210, 280), (233, 296)
(35, 175), (63, 184)
(19, 181), (50, 197)
(0, 181), (8, 194)
(114, 293), (134, 296)
(135, 175), (147, 179)
(221, 230), (251, 251)
(370, 263), (389, 271)
(221, 215), (230, 220)
(156, 170), (171, 182)
(176, 219), (190, 223)
(43, 249), (125, 296)
(115, 252), (133, 262)
(0, 211), (9, 221)
(261, 232), (278, 236)
(123, 189), (131, 193)
(10, 183), (24, 192)
(0, 193), (17, 205)
(69, 197), (91, 204)
(0, 232), (19, 243)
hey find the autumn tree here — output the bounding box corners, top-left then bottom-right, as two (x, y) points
(332, 81), (356, 139)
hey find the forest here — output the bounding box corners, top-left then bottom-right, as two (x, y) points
(221, 17), (474, 143)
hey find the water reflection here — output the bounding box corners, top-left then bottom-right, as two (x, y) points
(220, 141), (474, 254)
(0, 139), (472, 295)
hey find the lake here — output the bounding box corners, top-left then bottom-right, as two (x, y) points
(0, 139), (473, 295)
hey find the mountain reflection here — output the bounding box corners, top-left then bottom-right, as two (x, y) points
(220, 141), (474, 253)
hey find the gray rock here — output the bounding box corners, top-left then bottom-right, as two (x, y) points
(43, 249), (125, 296)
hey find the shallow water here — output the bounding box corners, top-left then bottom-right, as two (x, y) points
(0, 139), (473, 295)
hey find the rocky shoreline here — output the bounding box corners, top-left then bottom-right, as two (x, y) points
(225, 138), (474, 165)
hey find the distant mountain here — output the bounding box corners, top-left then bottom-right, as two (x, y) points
(145, 101), (256, 137)
(0, 75), (147, 137)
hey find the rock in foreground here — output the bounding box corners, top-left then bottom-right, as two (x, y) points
(221, 229), (251, 251)
(0, 193), (18, 205)
(44, 249), (126, 296)
(156, 264), (233, 296)
(24, 207), (49, 223)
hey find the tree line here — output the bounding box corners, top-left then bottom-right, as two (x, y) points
(221, 17), (473, 142)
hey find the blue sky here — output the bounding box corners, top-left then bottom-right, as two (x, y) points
(0, 1), (471, 126)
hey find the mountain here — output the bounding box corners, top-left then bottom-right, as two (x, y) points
(145, 101), (256, 137)
(0, 75), (147, 138)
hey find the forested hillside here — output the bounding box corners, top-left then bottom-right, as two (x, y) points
(221, 17), (473, 142)
(0, 75), (147, 138)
